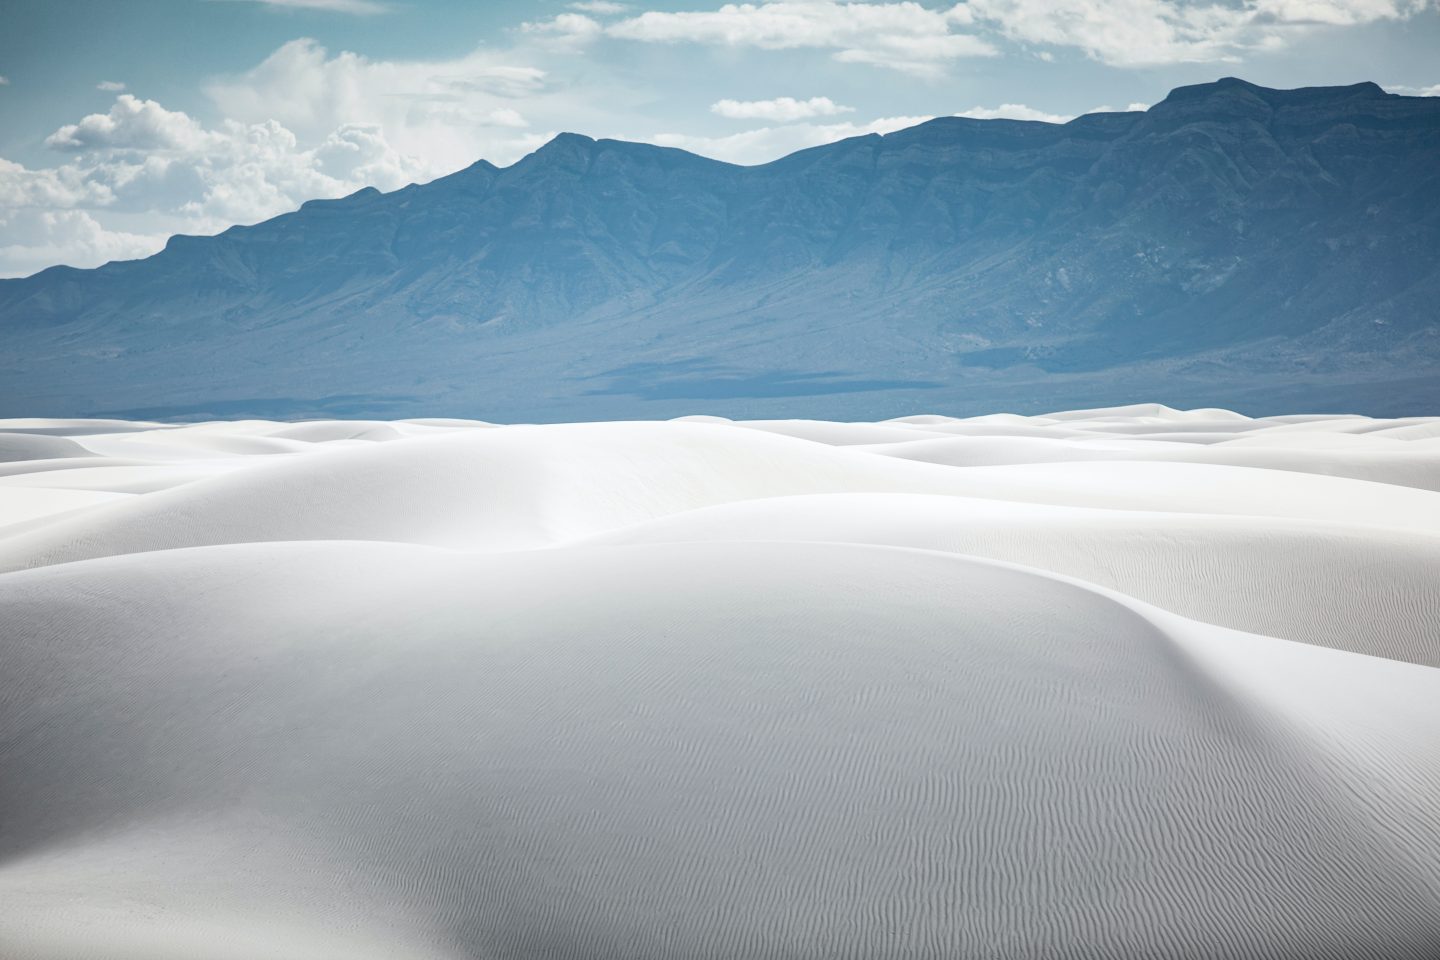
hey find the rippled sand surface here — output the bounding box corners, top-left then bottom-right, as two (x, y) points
(2, 405), (1438, 959)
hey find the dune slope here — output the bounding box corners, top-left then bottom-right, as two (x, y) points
(1, 406), (1438, 958)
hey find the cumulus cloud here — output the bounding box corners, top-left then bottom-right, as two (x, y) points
(0, 89), (436, 276)
(0, 208), (165, 277)
(608, 2), (996, 75)
(570, 0), (629, 11)
(37, 100), (421, 229)
(96, 80), (127, 92)
(46, 95), (208, 152)
(711, 96), (853, 121)
(0, 157), (115, 209)
(0, 32), (641, 276)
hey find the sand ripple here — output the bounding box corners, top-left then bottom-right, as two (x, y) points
(1, 405), (1437, 958)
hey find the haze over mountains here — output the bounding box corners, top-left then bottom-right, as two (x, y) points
(1, 77), (1437, 421)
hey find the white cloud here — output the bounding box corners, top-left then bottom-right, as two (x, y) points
(653, 114), (932, 164)
(569, 0), (629, 13)
(46, 95), (209, 152)
(0, 209), (165, 277)
(967, 0), (1248, 66)
(96, 80), (127, 92)
(954, 100), (1148, 123)
(0, 87), (439, 276)
(521, 12), (606, 49)
(1252, 0), (1428, 25)
(0, 76), (10, 86)
(967, 0), (1432, 67)
(0, 30), (648, 276)
(711, 96), (853, 121)
(1385, 82), (1440, 96)
(205, 39), (554, 170)
(958, 102), (1073, 123)
(608, 2), (996, 75)
(0, 157), (114, 209)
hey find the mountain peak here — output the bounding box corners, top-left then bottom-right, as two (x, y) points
(513, 132), (600, 172)
(535, 131), (596, 154)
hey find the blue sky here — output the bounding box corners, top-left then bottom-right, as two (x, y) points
(1, 0), (1437, 278)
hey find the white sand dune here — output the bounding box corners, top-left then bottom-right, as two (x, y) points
(1, 406), (1438, 959)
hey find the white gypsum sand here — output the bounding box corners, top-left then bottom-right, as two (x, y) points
(1, 405), (1438, 959)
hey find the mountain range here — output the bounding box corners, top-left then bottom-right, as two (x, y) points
(2, 77), (1438, 420)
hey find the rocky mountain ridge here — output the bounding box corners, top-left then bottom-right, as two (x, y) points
(2, 77), (1437, 419)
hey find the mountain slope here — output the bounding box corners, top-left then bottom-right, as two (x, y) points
(2, 77), (1438, 420)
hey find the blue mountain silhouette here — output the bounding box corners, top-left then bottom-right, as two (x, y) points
(3, 78), (1437, 419)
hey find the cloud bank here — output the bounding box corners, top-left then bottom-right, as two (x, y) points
(711, 96), (854, 120)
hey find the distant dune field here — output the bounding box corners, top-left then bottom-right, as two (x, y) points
(2, 405), (1439, 959)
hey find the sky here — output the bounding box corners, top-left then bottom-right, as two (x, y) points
(1, 0), (1437, 279)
